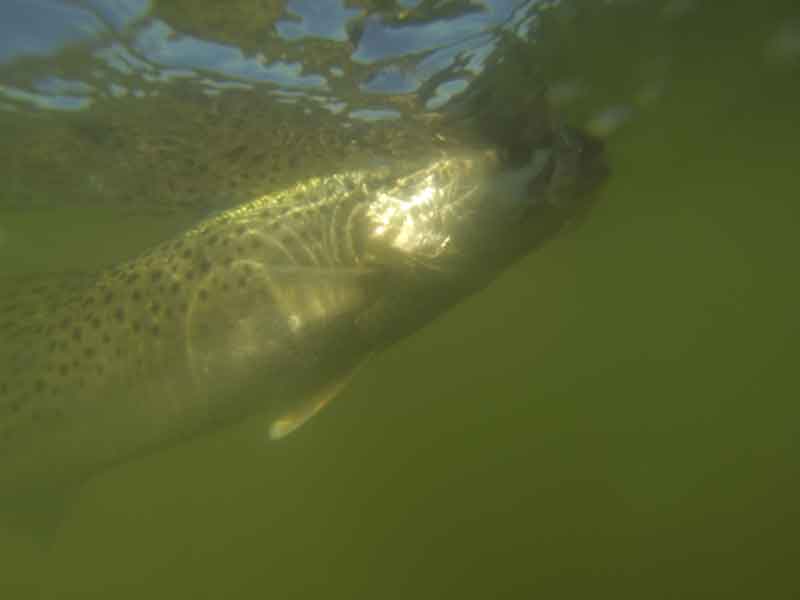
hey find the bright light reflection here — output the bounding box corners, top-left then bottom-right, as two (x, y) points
(367, 176), (452, 257)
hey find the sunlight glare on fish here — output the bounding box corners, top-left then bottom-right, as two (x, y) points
(367, 174), (453, 257)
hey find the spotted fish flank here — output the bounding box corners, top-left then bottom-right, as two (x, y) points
(0, 129), (606, 497)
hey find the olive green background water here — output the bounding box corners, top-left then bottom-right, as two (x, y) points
(2, 1), (799, 598)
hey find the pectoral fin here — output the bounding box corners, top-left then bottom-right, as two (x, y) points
(268, 358), (368, 440)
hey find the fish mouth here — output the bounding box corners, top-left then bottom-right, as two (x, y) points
(523, 126), (609, 217)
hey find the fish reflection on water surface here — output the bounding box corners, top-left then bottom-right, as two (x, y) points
(0, 124), (606, 509)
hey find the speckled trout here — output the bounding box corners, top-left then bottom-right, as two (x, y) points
(0, 128), (605, 504)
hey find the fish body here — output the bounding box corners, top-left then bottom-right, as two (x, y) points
(0, 129), (605, 496)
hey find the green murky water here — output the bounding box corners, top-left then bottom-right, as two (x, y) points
(1, 1), (799, 598)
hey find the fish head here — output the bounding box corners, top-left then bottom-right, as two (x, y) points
(361, 125), (608, 277)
